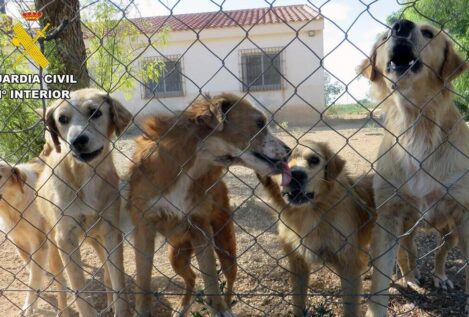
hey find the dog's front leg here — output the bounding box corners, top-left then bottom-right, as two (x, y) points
(338, 262), (363, 317)
(433, 229), (457, 290)
(190, 220), (233, 317)
(366, 204), (403, 317)
(286, 250), (309, 317)
(102, 225), (130, 316)
(55, 227), (97, 317)
(22, 243), (48, 316)
(87, 238), (114, 311)
(397, 230), (420, 289)
(134, 221), (156, 317)
(48, 243), (71, 317)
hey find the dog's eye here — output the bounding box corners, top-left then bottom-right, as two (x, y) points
(90, 109), (102, 119)
(256, 118), (266, 129)
(421, 29), (434, 38)
(58, 115), (69, 125)
(308, 155), (320, 166)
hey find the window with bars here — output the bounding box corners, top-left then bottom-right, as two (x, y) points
(241, 48), (282, 91)
(143, 56), (184, 98)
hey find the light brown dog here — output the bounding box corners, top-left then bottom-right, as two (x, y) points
(128, 93), (291, 316)
(257, 141), (375, 317)
(36, 88), (132, 316)
(0, 159), (70, 316)
(358, 20), (469, 317)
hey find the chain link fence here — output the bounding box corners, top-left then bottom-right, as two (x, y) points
(0, 0), (468, 316)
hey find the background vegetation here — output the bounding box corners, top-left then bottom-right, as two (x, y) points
(0, 15), (44, 162)
(0, 2), (168, 162)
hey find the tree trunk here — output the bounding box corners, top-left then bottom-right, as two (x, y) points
(35, 0), (89, 89)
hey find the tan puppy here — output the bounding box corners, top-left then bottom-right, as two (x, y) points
(358, 20), (469, 316)
(36, 88), (132, 316)
(128, 93), (291, 317)
(0, 159), (70, 316)
(257, 141), (375, 317)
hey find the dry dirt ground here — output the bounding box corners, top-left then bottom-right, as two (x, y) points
(0, 121), (467, 316)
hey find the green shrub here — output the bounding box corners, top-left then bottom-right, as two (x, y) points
(0, 15), (44, 163)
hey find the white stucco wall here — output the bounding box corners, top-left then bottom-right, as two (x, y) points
(111, 19), (324, 125)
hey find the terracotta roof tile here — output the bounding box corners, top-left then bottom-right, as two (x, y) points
(126, 4), (321, 34)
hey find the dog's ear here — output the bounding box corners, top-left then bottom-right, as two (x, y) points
(357, 42), (381, 82)
(194, 97), (227, 132)
(11, 167), (26, 194)
(321, 144), (345, 181)
(440, 40), (468, 82)
(44, 105), (61, 153)
(325, 154), (345, 181)
(106, 95), (132, 137)
(40, 133), (54, 157)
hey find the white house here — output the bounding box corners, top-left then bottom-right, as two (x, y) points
(111, 5), (325, 125)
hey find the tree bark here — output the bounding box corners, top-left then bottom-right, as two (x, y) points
(0, 0), (5, 14)
(35, 0), (89, 89)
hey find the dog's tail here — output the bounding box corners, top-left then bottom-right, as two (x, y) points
(256, 173), (288, 211)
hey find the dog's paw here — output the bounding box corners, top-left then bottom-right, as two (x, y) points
(365, 311), (386, 317)
(403, 276), (421, 290)
(365, 305), (388, 317)
(433, 275), (454, 290)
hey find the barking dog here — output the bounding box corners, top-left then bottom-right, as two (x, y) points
(128, 93), (290, 316)
(36, 88), (132, 316)
(358, 20), (469, 317)
(257, 141), (375, 317)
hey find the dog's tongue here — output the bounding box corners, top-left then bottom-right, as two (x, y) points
(281, 162), (292, 186)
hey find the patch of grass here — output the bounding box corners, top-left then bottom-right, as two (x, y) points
(326, 102), (374, 117)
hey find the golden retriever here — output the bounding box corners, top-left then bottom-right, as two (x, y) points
(358, 20), (469, 316)
(257, 141), (375, 317)
(36, 88), (132, 316)
(0, 159), (70, 316)
(128, 93), (291, 317)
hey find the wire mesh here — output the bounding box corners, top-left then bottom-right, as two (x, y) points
(0, 0), (467, 316)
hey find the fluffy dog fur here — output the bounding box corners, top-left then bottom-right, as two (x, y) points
(257, 141), (375, 317)
(0, 159), (70, 316)
(128, 93), (290, 316)
(358, 20), (469, 316)
(36, 88), (132, 316)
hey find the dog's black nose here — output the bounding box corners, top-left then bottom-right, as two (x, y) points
(72, 135), (89, 151)
(391, 19), (415, 38)
(291, 170), (307, 187)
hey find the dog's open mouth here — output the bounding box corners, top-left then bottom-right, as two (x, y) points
(282, 189), (314, 205)
(386, 41), (422, 75)
(72, 147), (104, 162)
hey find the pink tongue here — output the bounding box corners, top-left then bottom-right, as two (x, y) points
(281, 162), (292, 186)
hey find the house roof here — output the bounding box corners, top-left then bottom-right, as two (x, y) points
(126, 5), (321, 34)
